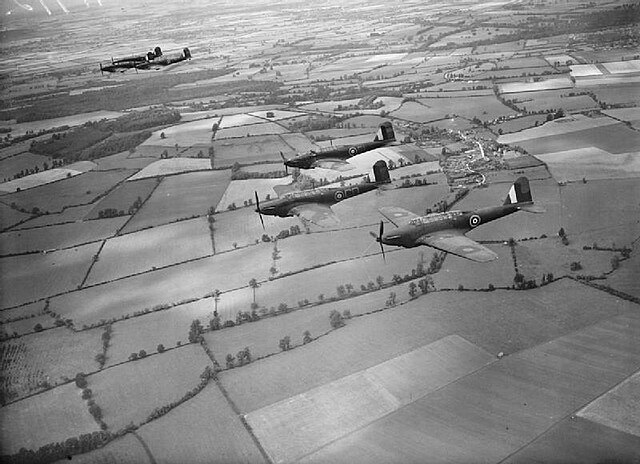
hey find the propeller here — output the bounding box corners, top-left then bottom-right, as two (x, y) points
(255, 191), (265, 230)
(279, 151), (288, 174)
(369, 220), (386, 262)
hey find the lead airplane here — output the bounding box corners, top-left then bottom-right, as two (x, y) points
(255, 161), (391, 227)
(371, 177), (544, 262)
(100, 46), (191, 73)
(280, 122), (395, 172)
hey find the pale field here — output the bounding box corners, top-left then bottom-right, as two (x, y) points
(0, 141), (33, 161)
(587, 84), (640, 106)
(211, 135), (292, 165)
(280, 133), (318, 153)
(0, 202), (31, 230)
(212, 207), (300, 252)
(140, 119), (218, 147)
(302, 311), (640, 464)
(127, 158), (212, 180)
(1, 313), (57, 337)
(215, 122), (289, 139)
(435, 244), (516, 289)
(315, 133), (379, 148)
(89, 344), (212, 431)
(0, 152), (51, 182)
(2, 110), (123, 138)
(499, 77), (573, 94)
(343, 115), (391, 128)
(490, 114), (549, 134)
(85, 177), (158, 220)
(50, 433), (151, 464)
(86, 217), (212, 285)
(578, 370), (640, 437)
(10, 204), (95, 231)
(121, 170), (231, 233)
(417, 95), (517, 120)
(390, 101), (439, 123)
(605, 251), (640, 299)
(220, 279), (634, 414)
(0, 241), (101, 309)
(215, 176), (293, 213)
(306, 127), (372, 140)
(247, 110), (306, 121)
(603, 59), (640, 74)
(105, 298), (215, 366)
(511, 93), (597, 113)
(0, 382), (101, 454)
(50, 243), (276, 327)
(0, 168), (83, 193)
(2, 170), (135, 214)
(94, 152), (162, 173)
(299, 99), (362, 113)
(602, 107), (640, 123)
(0, 216), (127, 255)
(544, 54), (576, 66)
(536, 147), (640, 182)
(218, 113), (265, 128)
(428, 117), (476, 132)
(497, 114), (617, 144)
(137, 383), (267, 464)
(0, 301), (44, 323)
(1, 326), (102, 401)
(570, 64), (602, 77)
(248, 336), (494, 464)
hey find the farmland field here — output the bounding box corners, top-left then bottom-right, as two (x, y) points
(499, 77), (573, 93)
(435, 244), (515, 289)
(1, 169), (135, 214)
(390, 101), (444, 123)
(1, 110), (123, 138)
(280, 133), (318, 153)
(0, 152), (51, 183)
(0, 326), (102, 401)
(218, 113), (264, 128)
(10, 204), (94, 230)
(0, 216), (127, 255)
(0, 202), (31, 230)
(221, 278), (633, 416)
(86, 217), (213, 285)
(605, 251), (640, 299)
(127, 158), (212, 180)
(140, 119), (218, 147)
(93, 151), (159, 171)
(121, 170), (231, 233)
(1, 313), (57, 337)
(0, 382), (101, 455)
(536, 147), (640, 182)
(215, 177), (293, 213)
(0, 300), (44, 323)
(0, 241), (101, 308)
(85, 178), (159, 220)
(489, 114), (549, 134)
(586, 84), (640, 106)
(215, 122), (288, 139)
(50, 243), (276, 327)
(211, 134), (292, 166)
(416, 96), (517, 121)
(0, 168), (84, 193)
(508, 91), (597, 113)
(89, 344), (212, 430)
(51, 433), (152, 464)
(301, 311), (640, 464)
(497, 114), (616, 144)
(136, 383), (267, 464)
(247, 336), (494, 464)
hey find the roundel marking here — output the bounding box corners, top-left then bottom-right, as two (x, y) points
(348, 146), (358, 156)
(334, 191), (345, 201)
(469, 214), (481, 227)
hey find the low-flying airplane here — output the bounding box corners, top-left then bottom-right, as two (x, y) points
(371, 177), (544, 262)
(100, 46), (191, 73)
(255, 160), (391, 227)
(280, 122), (395, 172)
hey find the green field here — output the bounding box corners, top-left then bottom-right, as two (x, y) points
(9, 204), (94, 230)
(137, 384), (267, 464)
(127, 158), (212, 180)
(0, 241), (101, 308)
(0, 217), (127, 255)
(89, 344), (212, 431)
(0, 152), (52, 183)
(211, 134), (292, 166)
(417, 95), (517, 121)
(121, 170), (231, 233)
(215, 122), (289, 139)
(0, 202), (31, 230)
(85, 178), (159, 220)
(215, 177), (292, 213)
(51, 433), (152, 464)
(86, 217), (213, 285)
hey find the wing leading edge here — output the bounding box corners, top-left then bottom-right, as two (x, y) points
(290, 203), (340, 227)
(378, 206), (419, 227)
(416, 230), (498, 263)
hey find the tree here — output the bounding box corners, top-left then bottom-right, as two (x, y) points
(249, 278), (260, 304)
(342, 309), (351, 319)
(89, 403), (102, 420)
(82, 388), (92, 400)
(329, 310), (344, 328)
(129, 352), (138, 361)
(226, 353), (235, 368)
(409, 282), (417, 298)
(95, 353), (105, 365)
(337, 285), (347, 298)
(558, 227), (566, 238)
(157, 344), (165, 353)
(160, 131), (166, 139)
(209, 314), (221, 330)
(611, 255), (620, 270)
(376, 275), (384, 288)
(188, 319), (204, 343)
(279, 336), (291, 351)
(75, 373), (87, 389)
(303, 330), (312, 344)
(138, 349), (147, 358)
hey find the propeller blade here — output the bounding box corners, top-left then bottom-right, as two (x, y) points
(379, 220), (386, 262)
(255, 191), (265, 230)
(280, 151), (288, 174)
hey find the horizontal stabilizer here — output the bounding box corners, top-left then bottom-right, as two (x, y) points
(519, 204), (545, 213)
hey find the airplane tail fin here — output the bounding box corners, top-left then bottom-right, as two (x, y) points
(374, 122), (395, 142)
(504, 177), (544, 212)
(183, 47), (192, 59)
(373, 160), (391, 185)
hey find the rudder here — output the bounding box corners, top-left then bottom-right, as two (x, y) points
(373, 160), (391, 184)
(504, 177), (533, 205)
(374, 122), (395, 142)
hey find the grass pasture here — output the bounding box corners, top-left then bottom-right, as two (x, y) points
(215, 177), (293, 213)
(0, 382), (100, 454)
(435, 244), (515, 289)
(86, 217), (212, 285)
(1, 169), (134, 214)
(218, 113), (264, 128)
(89, 344), (212, 431)
(302, 311), (640, 464)
(10, 204), (94, 230)
(50, 244), (275, 327)
(280, 133), (318, 153)
(141, 119), (218, 147)
(1, 313), (57, 337)
(0, 241), (101, 309)
(121, 170), (231, 233)
(1, 326), (102, 402)
(127, 158), (212, 181)
(0, 217), (127, 255)
(605, 251), (640, 299)
(490, 114), (550, 134)
(50, 433), (151, 464)
(499, 77), (573, 93)
(0, 301), (44, 324)
(587, 84), (640, 106)
(0, 152), (51, 183)
(247, 336), (494, 464)
(215, 122), (288, 139)
(0, 202), (31, 230)
(390, 101), (443, 123)
(537, 146), (640, 182)
(0, 168), (83, 193)
(508, 90), (598, 113)
(212, 134), (291, 166)
(93, 151), (159, 171)
(137, 383), (267, 464)
(85, 178), (158, 220)
(417, 96), (517, 121)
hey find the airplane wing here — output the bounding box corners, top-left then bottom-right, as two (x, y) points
(416, 230), (498, 263)
(378, 206), (419, 227)
(313, 159), (355, 171)
(290, 203), (340, 228)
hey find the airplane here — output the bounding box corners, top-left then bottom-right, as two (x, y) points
(100, 46), (191, 73)
(371, 177), (544, 262)
(255, 160), (391, 228)
(280, 122), (396, 172)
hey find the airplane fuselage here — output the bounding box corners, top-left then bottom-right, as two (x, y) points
(382, 204), (522, 248)
(258, 182), (379, 218)
(285, 139), (392, 169)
